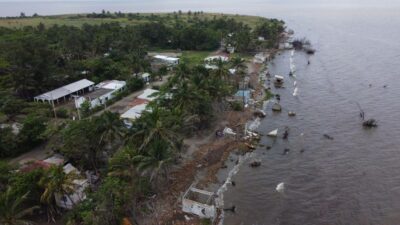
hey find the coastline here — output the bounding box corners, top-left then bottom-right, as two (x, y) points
(138, 48), (279, 225)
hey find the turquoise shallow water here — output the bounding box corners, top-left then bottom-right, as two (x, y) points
(2, 1), (400, 224)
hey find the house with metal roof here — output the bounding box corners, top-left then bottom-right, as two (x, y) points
(34, 79), (95, 105)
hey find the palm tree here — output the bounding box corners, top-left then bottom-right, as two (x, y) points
(132, 139), (175, 186)
(38, 165), (80, 222)
(0, 188), (38, 225)
(133, 106), (182, 154)
(214, 59), (229, 81)
(95, 111), (126, 151)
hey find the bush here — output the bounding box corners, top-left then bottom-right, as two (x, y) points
(56, 107), (69, 118)
(127, 77), (144, 92)
(231, 101), (243, 111)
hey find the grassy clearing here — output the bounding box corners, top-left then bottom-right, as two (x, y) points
(0, 12), (266, 29)
(180, 51), (213, 66)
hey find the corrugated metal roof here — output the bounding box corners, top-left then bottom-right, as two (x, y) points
(35, 79), (94, 101)
(138, 88), (159, 101)
(96, 80), (126, 90)
(120, 103), (148, 120)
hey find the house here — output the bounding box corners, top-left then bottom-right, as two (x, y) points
(141, 73), (151, 83)
(75, 80), (126, 109)
(19, 155), (88, 210)
(34, 79), (95, 105)
(182, 184), (217, 220)
(137, 88), (159, 101)
(153, 55), (180, 65)
(120, 102), (149, 127)
(120, 88), (159, 127)
(54, 163), (89, 209)
(204, 55), (229, 63)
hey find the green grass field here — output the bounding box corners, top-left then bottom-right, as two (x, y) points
(0, 12), (266, 29)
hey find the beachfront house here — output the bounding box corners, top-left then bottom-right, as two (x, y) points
(34, 79), (95, 105)
(182, 184), (217, 220)
(74, 80), (126, 109)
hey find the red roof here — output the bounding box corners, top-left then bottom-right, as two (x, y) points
(128, 98), (149, 107)
(20, 161), (52, 173)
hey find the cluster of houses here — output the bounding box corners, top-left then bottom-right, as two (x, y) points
(34, 79), (127, 110)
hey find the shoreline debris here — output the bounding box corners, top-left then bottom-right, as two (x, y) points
(272, 102), (282, 112)
(267, 129), (278, 137)
(250, 161), (261, 167)
(245, 143), (256, 150)
(254, 109), (266, 118)
(323, 134), (334, 140)
(276, 182), (285, 193)
(283, 127), (289, 139)
(223, 205), (236, 213)
(274, 75), (284, 88)
(363, 119), (378, 127)
(282, 148), (290, 155)
(293, 87), (299, 96)
(223, 127), (237, 136)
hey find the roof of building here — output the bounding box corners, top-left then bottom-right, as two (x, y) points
(63, 163), (79, 174)
(128, 98), (149, 107)
(138, 88), (159, 101)
(95, 80), (126, 90)
(154, 55), (180, 62)
(20, 161), (52, 173)
(120, 103), (149, 120)
(204, 55), (229, 62)
(43, 154), (65, 166)
(35, 79), (94, 101)
(84, 88), (114, 99)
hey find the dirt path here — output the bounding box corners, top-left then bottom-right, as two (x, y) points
(9, 143), (51, 165)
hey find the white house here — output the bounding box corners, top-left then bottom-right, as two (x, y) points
(54, 163), (89, 209)
(75, 80), (126, 109)
(204, 55), (229, 62)
(141, 73), (151, 83)
(153, 55), (179, 65)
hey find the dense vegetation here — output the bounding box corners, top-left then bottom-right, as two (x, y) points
(0, 11), (284, 225)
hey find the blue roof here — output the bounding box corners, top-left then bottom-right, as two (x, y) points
(235, 90), (251, 104)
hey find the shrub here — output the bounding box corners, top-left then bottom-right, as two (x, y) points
(231, 101), (243, 111)
(56, 107), (69, 118)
